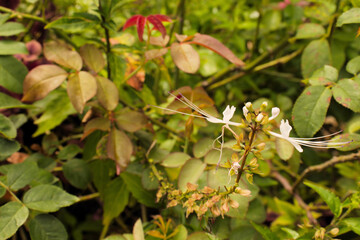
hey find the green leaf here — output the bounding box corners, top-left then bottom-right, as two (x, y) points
(304, 181), (341, 217)
(58, 144), (82, 160)
(301, 39), (331, 78)
(275, 138), (294, 161)
(96, 76), (119, 111)
(115, 108), (147, 132)
(23, 184), (79, 212)
(107, 128), (133, 172)
(336, 8), (360, 26)
(186, 232), (211, 240)
(178, 158), (206, 191)
(0, 138), (20, 160)
(79, 44), (106, 73)
(346, 56), (360, 75)
(204, 148), (234, 165)
(342, 217), (360, 235)
(67, 71), (97, 113)
(141, 167), (159, 191)
(0, 114), (16, 139)
(63, 159), (91, 189)
(250, 222), (280, 240)
(133, 219), (144, 240)
(121, 172), (157, 207)
(0, 92), (31, 109)
(193, 138), (214, 158)
(281, 228), (300, 239)
(292, 86), (332, 137)
(22, 64), (68, 102)
(0, 13), (10, 25)
(32, 89), (77, 137)
(0, 40), (28, 55)
(103, 177), (129, 225)
(0, 22), (25, 36)
(9, 114), (28, 129)
(8, 161), (39, 191)
(44, 41), (82, 70)
(45, 17), (97, 33)
(82, 117), (111, 140)
(108, 52), (126, 88)
(172, 225), (188, 240)
(0, 202), (29, 240)
(161, 152), (191, 168)
(104, 235), (127, 240)
(309, 65), (338, 86)
(331, 133), (360, 151)
(0, 56), (28, 93)
(29, 214), (68, 240)
(89, 159), (115, 195)
(295, 23), (325, 39)
(333, 79), (360, 112)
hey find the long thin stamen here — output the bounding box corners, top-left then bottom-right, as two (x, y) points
(291, 130), (343, 140)
(150, 105), (208, 119)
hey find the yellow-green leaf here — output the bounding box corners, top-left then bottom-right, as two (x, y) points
(67, 71), (97, 113)
(22, 65), (67, 102)
(170, 43), (200, 74)
(115, 108), (147, 132)
(107, 128), (133, 172)
(79, 44), (105, 73)
(96, 76), (118, 111)
(44, 41), (82, 70)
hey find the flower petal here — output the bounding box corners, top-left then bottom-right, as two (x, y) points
(279, 119), (292, 138)
(269, 107), (280, 120)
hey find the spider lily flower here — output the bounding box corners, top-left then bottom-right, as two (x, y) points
(268, 119), (349, 152)
(153, 92), (243, 126)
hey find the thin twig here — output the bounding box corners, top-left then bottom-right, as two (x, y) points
(292, 151), (360, 192)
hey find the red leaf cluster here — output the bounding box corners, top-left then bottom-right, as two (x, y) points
(123, 14), (171, 41)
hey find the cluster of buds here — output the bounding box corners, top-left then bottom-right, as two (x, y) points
(161, 182), (251, 219)
(242, 101), (280, 125)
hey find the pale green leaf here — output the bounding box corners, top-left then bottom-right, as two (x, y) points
(23, 184), (79, 212)
(0, 56), (28, 93)
(0, 114), (16, 139)
(301, 39), (331, 78)
(333, 79), (360, 112)
(107, 128), (133, 172)
(44, 41), (82, 70)
(346, 56), (360, 75)
(96, 76), (119, 111)
(304, 181), (341, 217)
(295, 23), (326, 39)
(161, 152), (191, 168)
(342, 218), (360, 235)
(0, 40), (28, 55)
(0, 22), (25, 36)
(115, 108), (147, 132)
(45, 17), (97, 33)
(309, 65), (338, 86)
(8, 161), (39, 191)
(292, 86), (332, 137)
(0, 202), (29, 240)
(178, 158), (206, 191)
(193, 138), (214, 158)
(0, 92), (31, 109)
(29, 214), (68, 240)
(337, 8), (360, 26)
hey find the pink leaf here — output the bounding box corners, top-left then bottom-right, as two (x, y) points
(192, 33), (245, 66)
(147, 15), (166, 38)
(153, 14), (172, 22)
(136, 15), (146, 41)
(123, 15), (141, 30)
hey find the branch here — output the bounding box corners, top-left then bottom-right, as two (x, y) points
(0, 6), (47, 23)
(271, 168), (318, 226)
(292, 151), (360, 192)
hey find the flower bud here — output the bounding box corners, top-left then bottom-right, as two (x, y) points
(257, 142), (266, 151)
(211, 205), (221, 217)
(167, 199), (178, 207)
(329, 228), (339, 237)
(245, 113), (252, 122)
(249, 158), (258, 167)
(255, 113), (264, 122)
(245, 102), (252, 110)
(260, 115), (269, 125)
(186, 183), (198, 192)
(242, 106), (248, 118)
(260, 101), (268, 111)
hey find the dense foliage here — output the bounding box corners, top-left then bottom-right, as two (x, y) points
(0, 0), (360, 239)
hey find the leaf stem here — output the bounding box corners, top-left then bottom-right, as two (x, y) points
(0, 6), (47, 23)
(235, 123), (257, 185)
(100, 222), (110, 240)
(0, 180), (22, 204)
(78, 192), (100, 202)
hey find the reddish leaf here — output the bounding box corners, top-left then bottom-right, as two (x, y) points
(149, 35), (169, 46)
(170, 43), (200, 74)
(147, 15), (166, 38)
(136, 15), (146, 41)
(192, 33), (245, 66)
(152, 14), (172, 22)
(82, 117), (111, 140)
(44, 41), (83, 70)
(123, 15), (142, 30)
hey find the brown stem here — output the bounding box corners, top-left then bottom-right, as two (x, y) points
(271, 168), (318, 226)
(235, 123), (257, 184)
(292, 151), (360, 192)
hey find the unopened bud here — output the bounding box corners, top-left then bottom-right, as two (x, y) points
(257, 142), (266, 151)
(249, 158), (258, 167)
(211, 205), (221, 217)
(314, 228), (325, 240)
(245, 102), (252, 109)
(167, 199), (178, 207)
(245, 113), (252, 122)
(255, 113), (264, 122)
(220, 200), (229, 213)
(260, 101), (268, 111)
(329, 228), (339, 237)
(260, 115), (269, 125)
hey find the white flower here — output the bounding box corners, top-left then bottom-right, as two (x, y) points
(242, 106), (248, 117)
(269, 107), (280, 121)
(269, 119), (349, 152)
(154, 92), (243, 126)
